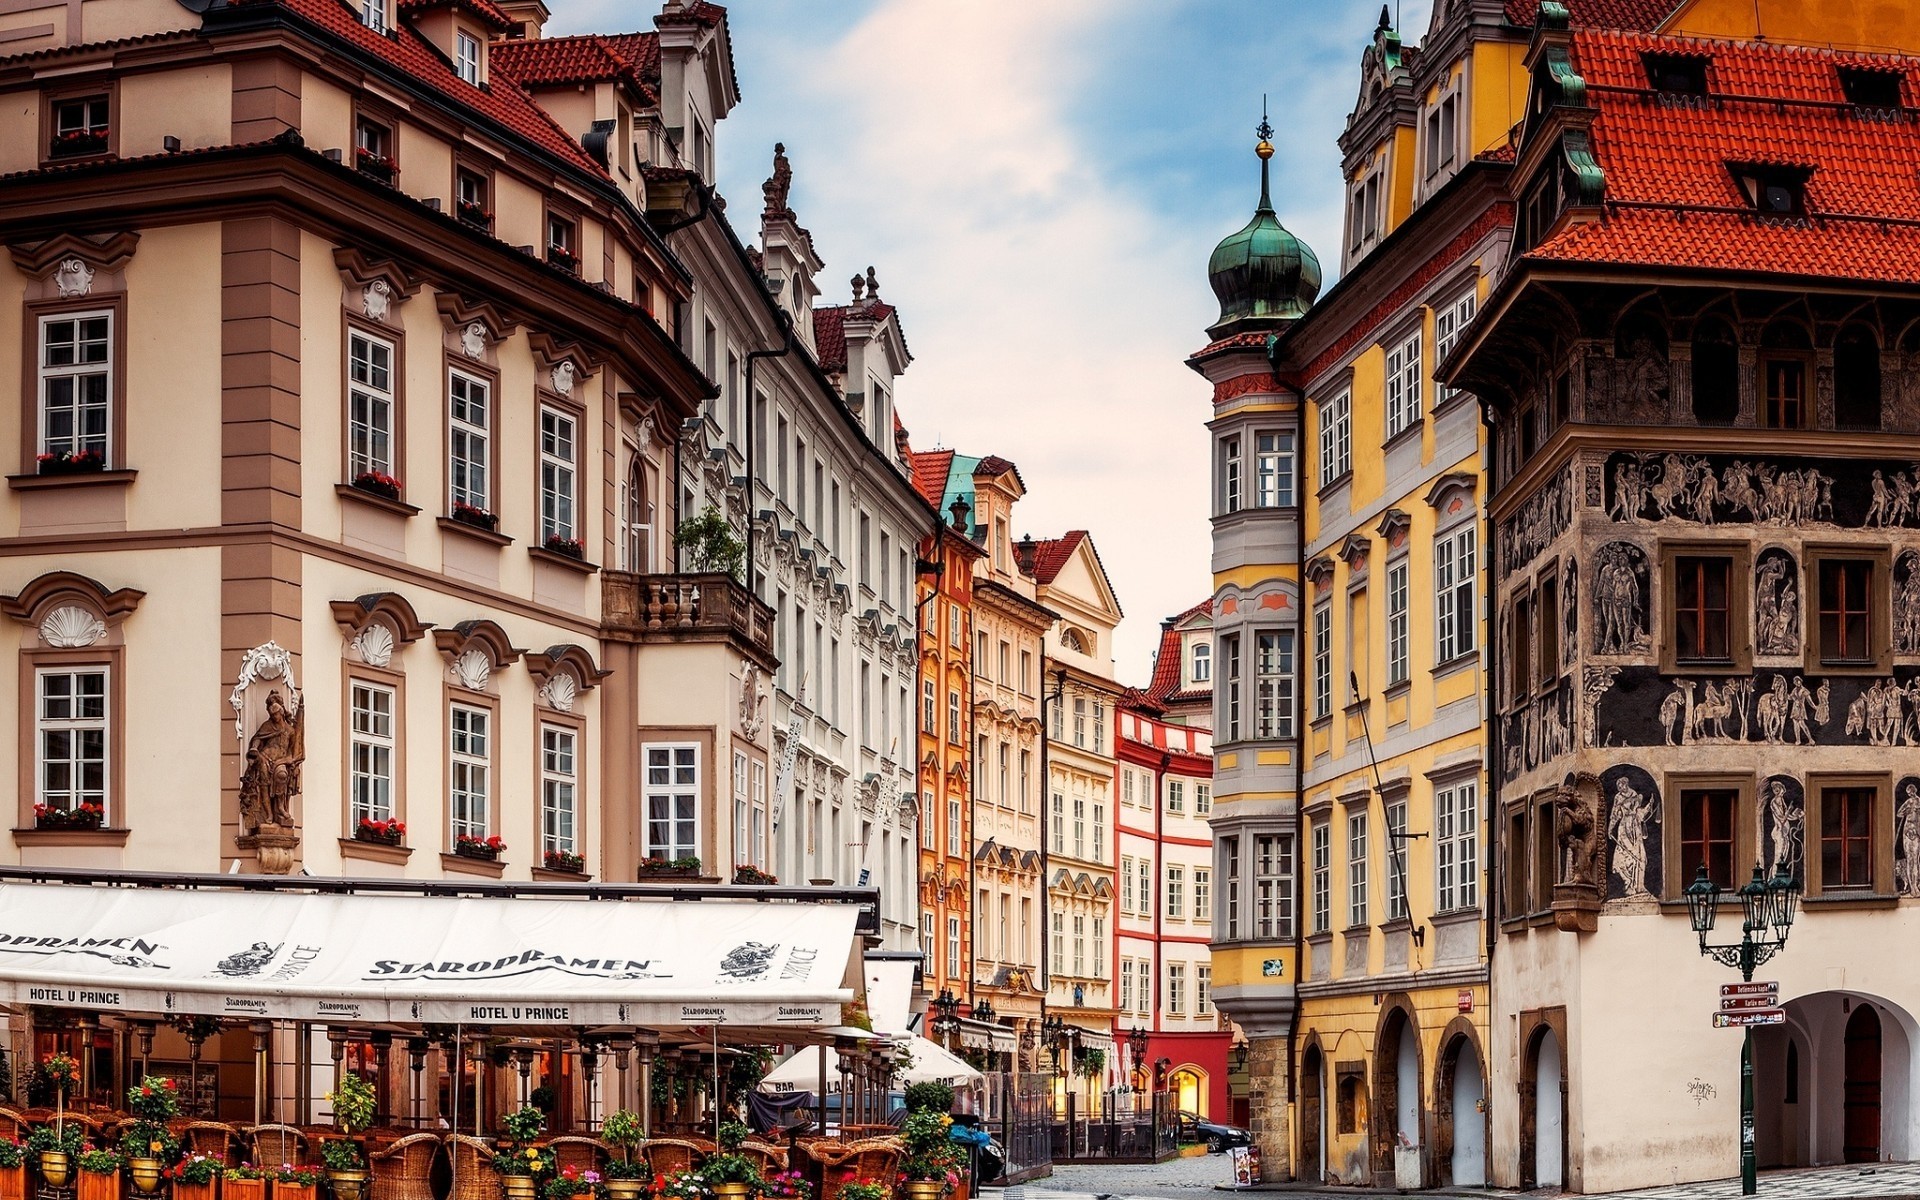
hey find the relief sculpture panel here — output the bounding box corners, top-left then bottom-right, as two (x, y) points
(1601, 764), (1661, 900)
(1600, 450), (1920, 529)
(1590, 665), (1920, 748)
(1591, 542), (1650, 656)
(1753, 548), (1801, 657)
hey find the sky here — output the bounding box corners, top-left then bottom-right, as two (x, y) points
(559, 0), (1436, 682)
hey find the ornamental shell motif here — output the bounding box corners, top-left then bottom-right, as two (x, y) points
(350, 621), (395, 668)
(539, 672), (577, 713)
(39, 605), (105, 648)
(451, 647), (492, 690)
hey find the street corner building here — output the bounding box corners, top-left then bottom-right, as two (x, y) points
(1197, 0), (1920, 1192)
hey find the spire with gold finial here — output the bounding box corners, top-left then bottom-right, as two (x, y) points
(1205, 98), (1320, 338)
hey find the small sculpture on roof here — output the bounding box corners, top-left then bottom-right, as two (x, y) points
(865, 266), (880, 299)
(850, 273), (865, 302)
(762, 141), (792, 217)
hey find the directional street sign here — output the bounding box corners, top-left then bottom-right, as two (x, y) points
(1713, 1009), (1785, 1028)
(1721, 982), (1778, 998)
(1720, 996), (1779, 1012)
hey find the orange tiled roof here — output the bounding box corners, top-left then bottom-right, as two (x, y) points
(491, 32), (658, 101)
(396, 0), (512, 30)
(1028, 531), (1086, 585)
(1144, 599), (1212, 704)
(1504, 0), (1679, 28)
(908, 449), (954, 508)
(813, 305), (847, 372)
(1527, 31), (1920, 284)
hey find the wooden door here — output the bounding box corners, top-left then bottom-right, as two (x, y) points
(1299, 1051), (1323, 1183)
(1844, 1005), (1882, 1163)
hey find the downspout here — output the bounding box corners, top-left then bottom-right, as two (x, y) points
(1039, 666), (1065, 1025)
(1153, 751), (1169, 1060)
(1485, 411), (1501, 965)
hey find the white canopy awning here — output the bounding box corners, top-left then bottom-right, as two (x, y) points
(0, 880), (858, 1028)
(762, 1033), (982, 1093)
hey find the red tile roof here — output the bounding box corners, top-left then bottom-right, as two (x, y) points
(1504, 0), (1678, 29)
(813, 305), (847, 372)
(396, 0), (512, 30)
(908, 449), (954, 507)
(1144, 599), (1212, 704)
(234, 0), (604, 175)
(657, 0), (725, 28)
(492, 33), (656, 99)
(1028, 531), (1086, 585)
(974, 454), (1021, 482)
(1526, 32), (1920, 285)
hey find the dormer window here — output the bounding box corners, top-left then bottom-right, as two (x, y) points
(1839, 66), (1903, 113)
(1644, 53), (1709, 97)
(358, 0), (387, 33)
(454, 30), (482, 85)
(1730, 163), (1811, 217)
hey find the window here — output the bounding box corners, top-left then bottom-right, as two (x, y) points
(1691, 319), (1740, 424)
(948, 916), (962, 971)
(1385, 797), (1408, 921)
(947, 797), (963, 857)
(997, 744), (1009, 806)
(546, 213), (579, 272)
(1050, 792), (1064, 853)
(1506, 807), (1530, 918)
(1197, 783), (1211, 814)
(1762, 354), (1810, 428)
(1318, 391), (1352, 484)
(948, 690), (963, 743)
(539, 407), (578, 544)
(644, 744), (698, 859)
(49, 95), (109, 158)
(1188, 643), (1212, 688)
(998, 641), (1012, 682)
(354, 116), (393, 176)
(1732, 165), (1810, 217)
(1197, 965), (1212, 1016)
(35, 668), (107, 818)
(1815, 557), (1877, 665)
(1818, 784), (1877, 892)
(1386, 561), (1409, 686)
(1347, 812), (1369, 928)
(1435, 525), (1477, 663)
(1093, 802), (1106, 861)
(1435, 780), (1479, 912)
(1835, 326), (1883, 430)
(456, 168), (490, 230)
(976, 630), (988, 676)
(1093, 916), (1105, 975)
(347, 330), (395, 482)
(1537, 566), (1560, 685)
(1679, 787), (1738, 889)
(1223, 836), (1242, 937)
(1313, 605), (1332, 719)
(1167, 779), (1185, 814)
(1167, 963), (1186, 1016)
(1674, 555), (1733, 664)
(1310, 821), (1330, 935)
(1021, 650), (1034, 694)
(1020, 750), (1033, 813)
(1255, 631), (1295, 739)
(1167, 865), (1185, 918)
(1094, 702), (1106, 749)
(1138, 856), (1152, 911)
(1073, 795), (1086, 857)
(948, 604), (962, 646)
(1220, 435), (1242, 514)
(1509, 590), (1534, 701)
(1121, 855), (1135, 914)
(1256, 834), (1294, 938)
(1222, 632), (1242, 739)
(448, 370), (490, 514)
(1194, 867), (1211, 921)
(1644, 52), (1708, 96)
(448, 704), (491, 841)
(1050, 911), (1064, 975)
(357, 0), (386, 31)
(37, 312), (112, 464)
(1073, 697), (1087, 747)
(1120, 960), (1134, 1013)
(922, 680), (936, 733)
(454, 30), (481, 84)
(1433, 288), (1476, 407)
(1386, 333), (1423, 439)
(921, 913), (934, 975)
(348, 682), (395, 824)
(541, 726), (577, 853)
(1255, 433), (1294, 507)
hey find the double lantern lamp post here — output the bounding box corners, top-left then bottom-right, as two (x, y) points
(1685, 861), (1800, 1197)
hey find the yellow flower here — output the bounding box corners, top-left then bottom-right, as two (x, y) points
(527, 1151), (539, 1161)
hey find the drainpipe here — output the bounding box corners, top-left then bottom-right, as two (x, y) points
(1153, 751), (1169, 1062)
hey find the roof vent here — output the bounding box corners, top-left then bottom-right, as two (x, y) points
(1729, 163), (1813, 217)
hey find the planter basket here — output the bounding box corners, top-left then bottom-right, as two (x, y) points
(497, 1176), (537, 1200)
(127, 1157), (166, 1195)
(37, 1151), (70, 1189)
(76, 1169), (118, 1200)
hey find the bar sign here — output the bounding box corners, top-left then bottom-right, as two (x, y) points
(1721, 981), (1778, 998)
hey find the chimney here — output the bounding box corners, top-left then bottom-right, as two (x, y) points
(494, 0), (547, 37)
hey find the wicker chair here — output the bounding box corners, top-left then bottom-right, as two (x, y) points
(370, 1133), (443, 1200)
(248, 1123), (311, 1168)
(0, 1109), (26, 1142)
(640, 1137), (709, 1177)
(180, 1121), (242, 1165)
(546, 1136), (610, 1177)
(738, 1141), (788, 1174)
(445, 1134), (500, 1200)
(806, 1138), (903, 1200)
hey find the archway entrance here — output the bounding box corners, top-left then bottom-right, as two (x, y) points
(1530, 1028), (1564, 1188)
(1371, 1007), (1421, 1185)
(1439, 1036), (1486, 1187)
(1847, 1006), (1884, 1163)
(1299, 1045), (1324, 1183)
(1169, 1067), (1206, 1121)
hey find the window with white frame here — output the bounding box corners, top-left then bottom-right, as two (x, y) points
(1072, 914), (1085, 976)
(1120, 959), (1134, 1013)
(1318, 391), (1351, 485)
(1051, 791), (1064, 853)
(732, 751), (749, 862)
(1219, 435), (1242, 514)
(1093, 802), (1106, 862)
(1093, 916), (1105, 975)
(1167, 963), (1186, 1016)
(1313, 604), (1332, 719)
(1222, 632), (1242, 739)
(1137, 856), (1152, 911)
(1433, 287), (1476, 407)
(1094, 702), (1105, 749)
(1197, 965), (1212, 1016)
(36, 668), (107, 818)
(349, 682), (395, 824)
(1121, 854), (1135, 913)
(1435, 779), (1479, 912)
(1167, 864), (1185, 919)
(454, 30), (481, 85)
(922, 679), (935, 733)
(1386, 560), (1410, 686)
(1255, 834), (1293, 938)
(1197, 783), (1211, 814)
(1255, 631), (1295, 739)
(948, 915), (962, 971)
(921, 789), (935, 849)
(1255, 432), (1294, 507)
(1167, 779), (1185, 814)
(449, 704), (491, 841)
(1385, 797), (1408, 921)
(1435, 523), (1478, 663)
(1223, 836), (1241, 937)
(541, 726), (577, 853)
(1122, 768), (1136, 808)
(539, 406), (578, 544)
(1347, 811), (1370, 928)
(1073, 795), (1086, 858)
(38, 312), (112, 464)
(1192, 641), (1211, 683)
(449, 369), (490, 513)
(1386, 332), (1423, 439)
(1310, 821), (1330, 935)
(751, 761), (767, 864)
(358, 0), (385, 32)
(1072, 697), (1086, 747)
(1194, 866), (1211, 922)
(644, 744), (698, 859)
(921, 913), (934, 975)
(949, 690), (963, 744)
(347, 330), (395, 481)
(1050, 911), (1064, 975)
(947, 797), (962, 857)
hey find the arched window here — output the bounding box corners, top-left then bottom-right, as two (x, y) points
(1835, 324), (1882, 430)
(1690, 317), (1739, 426)
(624, 458), (652, 572)
(1191, 641), (1212, 683)
(1060, 628), (1087, 654)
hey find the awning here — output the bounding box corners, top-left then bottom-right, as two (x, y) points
(0, 880), (858, 1028)
(762, 1033), (982, 1092)
(954, 1016), (1015, 1053)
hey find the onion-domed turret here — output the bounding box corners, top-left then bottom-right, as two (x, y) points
(1207, 116), (1320, 338)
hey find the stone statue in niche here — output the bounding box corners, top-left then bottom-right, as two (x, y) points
(1754, 550), (1800, 656)
(1896, 778), (1920, 897)
(1556, 779), (1600, 888)
(53, 258), (95, 298)
(1562, 560), (1578, 669)
(1762, 776), (1803, 880)
(1592, 542), (1649, 654)
(1607, 774), (1656, 900)
(238, 689), (304, 834)
(1897, 551), (1920, 654)
(1619, 333), (1671, 420)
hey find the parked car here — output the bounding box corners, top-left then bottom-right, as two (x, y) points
(1175, 1110), (1252, 1153)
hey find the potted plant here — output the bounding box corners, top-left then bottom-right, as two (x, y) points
(224, 1163), (268, 1200)
(272, 1164), (321, 1200)
(674, 507), (744, 579)
(122, 1074), (182, 1193)
(542, 535), (585, 559)
(702, 1122), (759, 1200)
(1072, 1047), (1105, 1080)
(901, 1083), (953, 1115)
(637, 856), (701, 880)
(75, 1146), (121, 1200)
(39, 1051), (80, 1181)
(32, 802), (104, 830)
(600, 1110), (647, 1200)
(49, 127), (108, 157)
(28, 1124), (80, 1188)
(650, 1171), (708, 1200)
(456, 199), (491, 229)
(0, 1137), (25, 1200)
(489, 1105), (550, 1200)
(759, 1171), (812, 1200)
(166, 1154), (224, 1200)
(543, 1166), (598, 1200)
(836, 1181), (887, 1200)
(732, 865), (777, 885)
(353, 147), (397, 183)
(351, 471), (403, 502)
(451, 501), (499, 532)
(545, 245), (578, 273)
(455, 833), (506, 861)
(899, 1112), (960, 1200)
(542, 849), (585, 874)
(322, 1071), (376, 1200)
(35, 449), (107, 475)
(355, 818), (406, 846)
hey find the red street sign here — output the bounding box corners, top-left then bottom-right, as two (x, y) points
(1713, 1010), (1785, 1028)
(1721, 996), (1779, 1012)
(1721, 982), (1778, 997)
(1457, 989), (1474, 1013)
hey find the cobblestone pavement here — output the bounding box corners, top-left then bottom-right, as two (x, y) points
(1020, 1152), (1243, 1198)
(1579, 1161), (1920, 1200)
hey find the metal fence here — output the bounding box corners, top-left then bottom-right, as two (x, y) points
(982, 1072), (1054, 1184)
(1047, 1090), (1177, 1162)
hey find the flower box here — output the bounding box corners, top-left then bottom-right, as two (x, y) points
(351, 472), (403, 502)
(542, 850), (585, 874)
(33, 803), (104, 830)
(354, 149), (397, 184)
(272, 1181), (317, 1200)
(733, 865), (778, 885)
(457, 200), (492, 230)
(451, 502), (499, 532)
(638, 857), (701, 880)
(50, 130), (108, 157)
(355, 818), (406, 846)
(542, 535), (585, 560)
(37, 450), (107, 476)
(0, 1163), (24, 1200)
(455, 835), (505, 861)
(173, 1181), (217, 1200)
(546, 247), (579, 273)
(76, 1169), (118, 1200)
(224, 1179), (265, 1200)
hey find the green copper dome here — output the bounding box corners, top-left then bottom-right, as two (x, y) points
(1207, 132), (1320, 337)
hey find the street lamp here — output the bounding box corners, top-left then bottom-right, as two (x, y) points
(1042, 1015), (1071, 1073)
(1686, 862), (1799, 1197)
(930, 988), (961, 1049)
